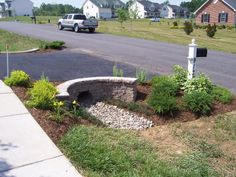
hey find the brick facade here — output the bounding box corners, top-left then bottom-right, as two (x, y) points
(195, 0), (236, 25)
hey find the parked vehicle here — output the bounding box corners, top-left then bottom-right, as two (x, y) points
(58, 14), (98, 33)
(150, 17), (160, 22)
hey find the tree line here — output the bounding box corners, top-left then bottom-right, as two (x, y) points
(33, 3), (82, 16)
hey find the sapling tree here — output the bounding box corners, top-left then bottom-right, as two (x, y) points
(117, 8), (128, 28)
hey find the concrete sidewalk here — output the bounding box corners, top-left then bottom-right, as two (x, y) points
(0, 80), (83, 177)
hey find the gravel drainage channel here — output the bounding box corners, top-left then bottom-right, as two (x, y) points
(86, 102), (153, 130)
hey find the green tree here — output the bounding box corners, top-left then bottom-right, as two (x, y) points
(117, 8), (128, 28)
(180, 0), (207, 13)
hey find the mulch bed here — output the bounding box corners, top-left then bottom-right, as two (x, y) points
(11, 83), (236, 143)
(12, 86), (92, 144)
(135, 84), (236, 125)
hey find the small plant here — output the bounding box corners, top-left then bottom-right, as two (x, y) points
(43, 41), (65, 49)
(183, 74), (213, 94)
(50, 101), (64, 123)
(183, 21), (193, 35)
(148, 92), (177, 115)
(4, 70), (30, 87)
(173, 21), (178, 27)
(172, 65), (188, 90)
(212, 86), (233, 104)
(184, 91), (213, 116)
(27, 78), (58, 109)
(136, 69), (148, 84)
(206, 24), (217, 38)
(151, 76), (178, 96)
(71, 100), (79, 115)
(113, 65), (124, 77)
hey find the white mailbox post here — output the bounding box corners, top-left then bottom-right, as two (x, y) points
(187, 39), (197, 80)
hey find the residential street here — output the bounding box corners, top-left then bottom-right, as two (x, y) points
(0, 22), (236, 93)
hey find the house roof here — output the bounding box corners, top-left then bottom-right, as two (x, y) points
(86, 0), (125, 8)
(168, 4), (187, 12)
(137, 0), (162, 12)
(194, 0), (236, 14)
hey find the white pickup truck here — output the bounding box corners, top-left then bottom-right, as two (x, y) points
(58, 14), (98, 33)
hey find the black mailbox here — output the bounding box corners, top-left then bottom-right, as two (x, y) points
(196, 48), (207, 57)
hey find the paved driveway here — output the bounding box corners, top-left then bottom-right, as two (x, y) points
(0, 22), (236, 93)
(0, 50), (136, 81)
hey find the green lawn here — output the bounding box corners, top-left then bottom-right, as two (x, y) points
(0, 29), (47, 52)
(59, 112), (236, 177)
(0, 16), (60, 25)
(97, 19), (236, 53)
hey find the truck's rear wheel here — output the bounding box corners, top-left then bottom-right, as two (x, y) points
(89, 28), (95, 33)
(74, 24), (80, 33)
(58, 23), (63, 30)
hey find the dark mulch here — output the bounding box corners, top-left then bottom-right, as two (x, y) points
(11, 83), (236, 143)
(12, 86), (92, 144)
(135, 84), (236, 126)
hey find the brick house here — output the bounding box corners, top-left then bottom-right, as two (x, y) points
(194, 0), (236, 25)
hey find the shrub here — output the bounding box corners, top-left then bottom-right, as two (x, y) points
(184, 91), (213, 116)
(183, 74), (213, 94)
(148, 92), (177, 115)
(227, 26), (233, 30)
(112, 65), (123, 77)
(183, 21), (193, 35)
(172, 65), (188, 90)
(173, 21), (178, 27)
(27, 78), (58, 109)
(44, 41), (65, 49)
(206, 24), (217, 38)
(151, 76), (178, 96)
(136, 69), (147, 84)
(4, 70), (30, 87)
(212, 86), (233, 104)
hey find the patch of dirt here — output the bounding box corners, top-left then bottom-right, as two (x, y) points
(140, 125), (190, 159)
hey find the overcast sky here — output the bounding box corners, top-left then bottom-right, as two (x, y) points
(31, 0), (186, 8)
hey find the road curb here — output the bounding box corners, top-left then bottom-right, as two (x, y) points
(0, 48), (39, 54)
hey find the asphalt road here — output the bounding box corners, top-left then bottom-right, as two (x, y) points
(0, 22), (236, 93)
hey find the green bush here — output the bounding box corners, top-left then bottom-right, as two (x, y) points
(148, 92), (177, 115)
(183, 74), (213, 94)
(183, 21), (193, 35)
(27, 78), (58, 109)
(172, 65), (188, 90)
(206, 24), (217, 38)
(151, 76), (178, 96)
(136, 69), (147, 84)
(212, 86), (233, 104)
(43, 41), (65, 49)
(4, 70), (30, 87)
(173, 21), (178, 27)
(184, 91), (213, 116)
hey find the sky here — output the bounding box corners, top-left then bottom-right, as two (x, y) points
(31, 0), (186, 8)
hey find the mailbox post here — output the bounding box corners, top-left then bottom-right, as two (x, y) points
(187, 39), (197, 80)
(187, 39), (208, 80)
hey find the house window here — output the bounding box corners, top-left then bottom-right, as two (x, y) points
(201, 13), (210, 23)
(87, 6), (89, 9)
(92, 5), (93, 8)
(218, 12), (228, 23)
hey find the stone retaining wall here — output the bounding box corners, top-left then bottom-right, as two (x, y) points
(56, 77), (137, 105)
